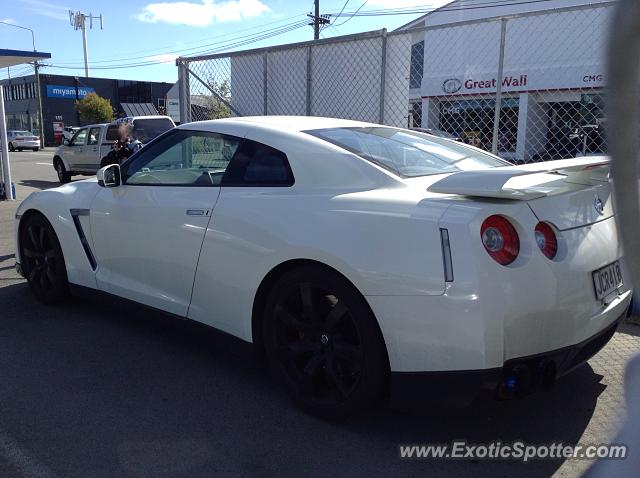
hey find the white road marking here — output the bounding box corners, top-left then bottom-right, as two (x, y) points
(0, 431), (59, 478)
(36, 163), (52, 166)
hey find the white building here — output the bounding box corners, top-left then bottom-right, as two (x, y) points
(400, 0), (611, 161)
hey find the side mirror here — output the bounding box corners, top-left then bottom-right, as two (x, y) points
(63, 139), (70, 146)
(97, 164), (122, 188)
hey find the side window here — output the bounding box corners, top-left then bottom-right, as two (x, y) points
(71, 128), (87, 145)
(105, 125), (120, 142)
(87, 127), (101, 145)
(222, 140), (294, 186)
(122, 129), (241, 186)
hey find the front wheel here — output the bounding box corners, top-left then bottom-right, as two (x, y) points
(8, 142), (15, 152)
(19, 213), (69, 304)
(263, 266), (387, 419)
(54, 158), (71, 184)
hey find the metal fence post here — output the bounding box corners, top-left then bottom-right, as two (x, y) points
(263, 52), (268, 115)
(177, 58), (191, 124)
(306, 45), (312, 116)
(491, 18), (507, 155)
(379, 28), (388, 125)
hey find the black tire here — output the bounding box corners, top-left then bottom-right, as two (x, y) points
(54, 158), (71, 184)
(33, 147), (39, 152)
(17, 148), (23, 152)
(19, 213), (69, 304)
(8, 142), (14, 152)
(263, 266), (387, 419)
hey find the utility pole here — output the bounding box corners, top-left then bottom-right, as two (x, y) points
(308, 0), (330, 40)
(69, 10), (103, 77)
(34, 62), (45, 146)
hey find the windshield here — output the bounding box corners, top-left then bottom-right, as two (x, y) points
(132, 118), (174, 143)
(13, 131), (32, 136)
(307, 127), (509, 178)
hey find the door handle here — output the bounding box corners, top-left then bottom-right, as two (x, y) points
(186, 209), (210, 216)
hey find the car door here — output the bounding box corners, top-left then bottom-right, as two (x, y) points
(65, 128), (88, 170)
(81, 126), (102, 172)
(89, 128), (242, 316)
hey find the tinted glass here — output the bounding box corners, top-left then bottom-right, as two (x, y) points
(123, 129), (241, 186)
(222, 140), (293, 186)
(105, 125), (120, 142)
(132, 118), (174, 143)
(307, 127), (509, 178)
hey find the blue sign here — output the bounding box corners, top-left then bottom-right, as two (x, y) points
(46, 85), (96, 99)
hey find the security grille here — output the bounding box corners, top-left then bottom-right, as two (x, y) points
(177, 2), (612, 164)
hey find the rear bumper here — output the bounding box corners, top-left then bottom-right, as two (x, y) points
(390, 314), (623, 408)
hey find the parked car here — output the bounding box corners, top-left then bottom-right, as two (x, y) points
(16, 116), (630, 418)
(6, 130), (40, 151)
(53, 115), (175, 183)
(62, 126), (80, 142)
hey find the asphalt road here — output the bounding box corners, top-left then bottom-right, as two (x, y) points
(0, 149), (639, 477)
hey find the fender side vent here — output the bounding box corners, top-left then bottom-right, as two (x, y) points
(70, 209), (97, 271)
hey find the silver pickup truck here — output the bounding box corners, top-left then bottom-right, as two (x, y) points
(53, 115), (175, 183)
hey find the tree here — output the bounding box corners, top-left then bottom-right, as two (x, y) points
(205, 80), (231, 119)
(75, 92), (114, 124)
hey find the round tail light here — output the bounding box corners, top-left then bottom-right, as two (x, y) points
(481, 215), (520, 265)
(535, 222), (558, 259)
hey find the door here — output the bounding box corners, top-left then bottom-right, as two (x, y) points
(77, 126), (102, 172)
(65, 127), (88, 170)
(89, 129), (242, 316)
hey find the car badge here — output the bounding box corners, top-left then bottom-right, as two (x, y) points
(594, 195), (604, 215)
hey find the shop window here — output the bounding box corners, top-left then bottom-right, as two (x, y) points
(410, 41), (424, 90)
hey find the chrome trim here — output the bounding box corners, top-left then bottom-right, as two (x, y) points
(440, 228), (454, 282)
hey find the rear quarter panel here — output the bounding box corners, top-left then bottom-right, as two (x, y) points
(188, 186), (450, 341)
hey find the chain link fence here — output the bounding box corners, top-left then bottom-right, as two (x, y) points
(177, 1), (612, 164)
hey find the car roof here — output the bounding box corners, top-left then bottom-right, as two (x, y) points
(180, 115), (383, 133)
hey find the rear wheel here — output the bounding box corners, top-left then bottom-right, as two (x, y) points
(19, 213), (69, 304)
(32, 147), (39, 152)
(263, 266), (386, 419)
(54, 158), (71, 184)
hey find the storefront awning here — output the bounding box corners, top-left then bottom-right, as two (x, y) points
(0, 48), (51, 68)
(120, 103), (158, 116)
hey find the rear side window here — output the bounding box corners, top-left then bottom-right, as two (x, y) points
(105, 125), (120, 142)
(222, 140), (294, 186)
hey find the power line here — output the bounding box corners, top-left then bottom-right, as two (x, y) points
(51, 12), (310, 65)
(51, 18), (309, 67)
(333, 0), (368, 26)
(46, 21), (309, 71)
(329, 0), (560, 18)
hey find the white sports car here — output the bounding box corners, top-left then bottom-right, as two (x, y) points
(14, 116), (632, 418)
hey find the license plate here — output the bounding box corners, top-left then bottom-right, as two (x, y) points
(592, 261), (623, 301)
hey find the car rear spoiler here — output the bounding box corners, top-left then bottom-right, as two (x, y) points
(427, 156), (610, 200)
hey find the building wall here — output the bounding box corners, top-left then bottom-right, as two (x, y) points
(1, 74), (174, 145)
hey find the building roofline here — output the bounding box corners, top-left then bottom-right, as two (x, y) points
(394, 0), (459, 31)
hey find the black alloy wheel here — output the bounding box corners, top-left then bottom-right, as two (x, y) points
(20, 214), (69, 304)
(263, 267), (386, 419)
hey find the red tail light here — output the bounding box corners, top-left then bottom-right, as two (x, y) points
(534, 222), (558, 259)
(481, 215), (519, 265)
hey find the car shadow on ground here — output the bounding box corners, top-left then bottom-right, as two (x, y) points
(19, 179), (63, 190)
(0, 282), (607, 477)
